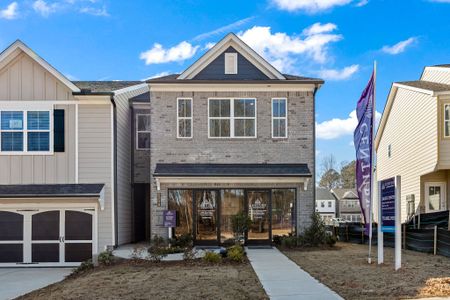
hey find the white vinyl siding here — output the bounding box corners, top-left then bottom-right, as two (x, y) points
(177, 98), (192, 138)
(272, 98), (287, 138)
(208, 98), (256, 138)
(224, 53), (238, 74)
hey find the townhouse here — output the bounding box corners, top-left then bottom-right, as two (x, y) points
(0, 33), (322, 265)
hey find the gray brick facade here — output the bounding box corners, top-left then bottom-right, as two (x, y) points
(149, 90), (316, 238)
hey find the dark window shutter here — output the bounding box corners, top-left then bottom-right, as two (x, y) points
(54, 109), (65, 152)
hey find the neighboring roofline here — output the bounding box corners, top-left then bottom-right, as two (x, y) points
(113, 83), (148, 95)
(177, 33), (286, 80)
(72, 91), (114, 96)
(154, 173), (312, 177)
(148, 79), (324, 84)
(0, 40), (81, 93)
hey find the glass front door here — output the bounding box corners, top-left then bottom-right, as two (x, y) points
(195, 190), (219, 243)
(247, 190), (270, 242)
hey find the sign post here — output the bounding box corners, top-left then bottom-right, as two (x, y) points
(378, 176), (401, 270)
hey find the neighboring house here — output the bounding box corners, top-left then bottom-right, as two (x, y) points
(375, 65), (450, 222)
(147, 33), (323, 244)
(315, 187), (336, 223)
(0, 40), (148, 266)
(331, 188), (362, 222)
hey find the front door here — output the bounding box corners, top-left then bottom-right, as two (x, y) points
(246, 190), (271, 244)
(195, 190), (219, 244)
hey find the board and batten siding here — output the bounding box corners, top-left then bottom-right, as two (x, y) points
(114, 84), (149, 245)
(421, 67), (450, 85)
(377, 88), (438, 222)
(78, 104), (113, 250)
(0, 51), (74, 101)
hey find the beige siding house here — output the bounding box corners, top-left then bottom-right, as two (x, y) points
(375, 65), (450, 222)
(0, 40), (148, 266)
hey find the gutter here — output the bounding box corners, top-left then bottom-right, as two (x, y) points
(110, 95), (119, 247)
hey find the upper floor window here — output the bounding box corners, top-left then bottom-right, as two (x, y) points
(328, 201), (332, 208)
(444, 104), (450, 137)
(208, 98), (256, 138)
(388, 144), (392, 158)
(224, 53), (238, 74)
(321, 201), (325, 208)
(177, 98), (192, 138)
(0, 110), (51, 154)
(272, 98), (287, 138)
(136, 114), (151, 150)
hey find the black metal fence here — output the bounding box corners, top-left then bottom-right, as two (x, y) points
(328, 221), (450, 258)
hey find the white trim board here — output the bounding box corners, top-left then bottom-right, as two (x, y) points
(149, 83), (316, 92)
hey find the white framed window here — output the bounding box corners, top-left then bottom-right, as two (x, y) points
(0, 109), (52, 155)
(272, 98), (287, 138)
(224, 53), (238, 74)
(321, 201), (325, 208)
(388, 144), (392, 158)
(444, 104), (450, 137)
(177, 98), (193, 138)
(328, 201), (332, 208)
(425, 182), (447, 212)
(136, 114), (151, 150)
(208, 98), (256, 138)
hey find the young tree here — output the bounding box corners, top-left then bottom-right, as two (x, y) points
(319, 154), (341, 189)
(340, 160), (356, 188)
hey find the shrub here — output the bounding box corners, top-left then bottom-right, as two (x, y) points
(170, 233), (193, 249)
(227, 245), (245, 262)
(325, 234), (337, 246)
(98, 250), (114, 266)
(148, 235), (169, 262)
(231, 212), (252, 242)
(203, 251), (222, 263)
(280, 235), (298, 248)
(72, 259), (94, 275)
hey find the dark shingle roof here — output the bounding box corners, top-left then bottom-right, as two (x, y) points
(72, 81), (143, 94)
(147, 73), (323, 84)
(316, 187), (335, 200)
(397, 80), (450, 92)
(331, 188), (359, 200)
(434, 64), (450, 68)
(130, 91), (150, 103)
(0, 184), (105, 198)
(154, 163), (311, 177)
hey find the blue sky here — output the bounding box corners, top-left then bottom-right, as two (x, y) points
(1, 0), (450, 173)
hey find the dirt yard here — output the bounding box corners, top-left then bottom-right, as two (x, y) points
(18, 260), (268, 300)
(283, 242), (450, 300)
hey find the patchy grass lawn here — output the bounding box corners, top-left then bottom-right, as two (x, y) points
(18, 260), (268, 300)
(282, 242), (450, 300)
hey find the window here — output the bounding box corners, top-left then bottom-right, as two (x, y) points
(224, 53), (238, 74)
(444, 104), (450, 137)
(328, 201), (332, 208)
(272, 98), (287, 138)
(425, 183), (446, 212)
(208, 98), (256, 138)
(388, 144), (391, 158)
(321, 201), (325, 208)
(136, 114), (150, 150)
(0, 110), (51, 153)
(177, 98), (192, 138)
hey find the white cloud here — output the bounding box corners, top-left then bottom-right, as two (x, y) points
(355, 0), (369, 6)
(237, 23), (342, 72)
(429, 0), (450, 2)
(32, 0), (58, 17)
(79, 6), (109, 16)
(0, 2), (18, 19)
(382, 37), (417, 55)
(271, 0), (353, 13)
(203, 42), (216, 50)
(317, 64), (359, 80)
(193, 17), (255, 41)
(316, 110), (381, 140)
(140, 41), (199, 65)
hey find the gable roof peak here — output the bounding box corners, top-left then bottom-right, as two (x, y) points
(177, 32), (286, 81)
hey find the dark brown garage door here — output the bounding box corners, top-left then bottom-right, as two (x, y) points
(0, 211), (23, 263)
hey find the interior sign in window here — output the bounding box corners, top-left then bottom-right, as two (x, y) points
(380, 177), (396, 233)
(9, 119), (22, 129)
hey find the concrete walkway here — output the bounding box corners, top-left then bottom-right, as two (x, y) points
(0, 268), (72, 300)
(246, 247), (343, 300)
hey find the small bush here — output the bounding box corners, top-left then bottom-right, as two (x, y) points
(170, 234), (193, 249)
(222, 238), (237, 248)
(148, 235), (169, 262)
(203, 251), (222, 263)
(280, 235), (298, 248)
(72, 259), (94, 275)
(98, 250), (114, 266)
(227, 245), (245, 262)
(231, 212), (252, 242)
(302, 212), (328, 247)
(325, 234), (337, 246)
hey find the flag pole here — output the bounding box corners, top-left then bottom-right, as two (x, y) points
(368, 61), (377, 264)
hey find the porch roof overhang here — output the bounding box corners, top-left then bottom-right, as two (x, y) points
(153, 163), (312, 190)
(0, 184), (106, 210)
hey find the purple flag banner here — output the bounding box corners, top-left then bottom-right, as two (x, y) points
(354, 72), (375, 235)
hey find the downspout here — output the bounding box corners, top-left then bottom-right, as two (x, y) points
(312, 84), (319, 223)
(110, 95), (119, 247)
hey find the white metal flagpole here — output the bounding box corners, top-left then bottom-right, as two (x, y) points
(368, 61), (377, 264)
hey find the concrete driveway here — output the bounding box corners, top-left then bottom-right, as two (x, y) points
(0, 268), (72, 300)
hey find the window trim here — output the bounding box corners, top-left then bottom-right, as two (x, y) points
(224, 53), (238, 75)
(443, 103), (450, 138)
(207, 98), (257, 139)
(136, 113), (151, 150)
(425, 182), (447, 213)
(271, 98), (288, 139)
(0, 108), (53, 155)
(176, 98), (193, 139)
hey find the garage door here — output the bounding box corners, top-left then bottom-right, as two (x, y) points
(0, 208), (95, 267)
